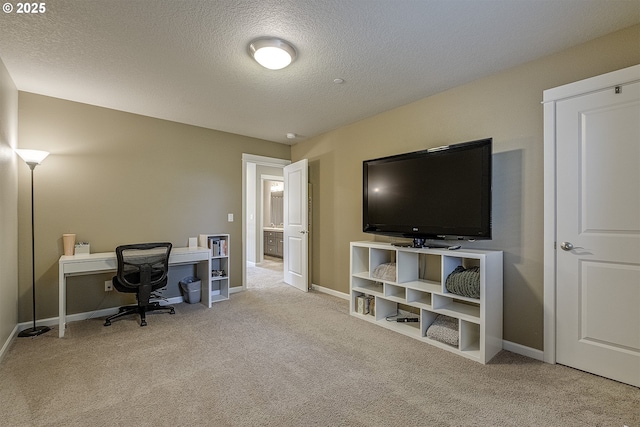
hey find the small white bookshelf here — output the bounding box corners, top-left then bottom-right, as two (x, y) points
(198, 234), (230, 306)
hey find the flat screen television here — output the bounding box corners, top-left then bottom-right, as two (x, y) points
(363, 138), (492, 245)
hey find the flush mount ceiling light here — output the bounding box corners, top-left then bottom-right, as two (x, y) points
(248, 37), (297, 70)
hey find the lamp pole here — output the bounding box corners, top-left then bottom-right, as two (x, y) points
(16, 150), (51, 337)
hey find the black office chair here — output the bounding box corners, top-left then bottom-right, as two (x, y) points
(104, 242), (175, 327)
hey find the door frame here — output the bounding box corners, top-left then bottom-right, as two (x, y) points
(241, 154), (291, 290)
(542, 64), (640, 364)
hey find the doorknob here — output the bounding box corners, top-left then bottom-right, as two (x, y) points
(560, 242), (574, 251)
(299, 230), (308, 234)
(560, 241), (586, 252)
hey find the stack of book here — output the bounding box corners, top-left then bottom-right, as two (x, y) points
(208, 238), (228, 256)
(355, 295), (375, 315)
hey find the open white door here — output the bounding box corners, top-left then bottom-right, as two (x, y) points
(283, 159), (308, 292)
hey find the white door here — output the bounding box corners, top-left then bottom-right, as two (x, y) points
(555, 80), (640, 387)
(283, 159), (309, 292)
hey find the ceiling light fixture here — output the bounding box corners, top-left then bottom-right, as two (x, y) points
(248, 37), (297, 70)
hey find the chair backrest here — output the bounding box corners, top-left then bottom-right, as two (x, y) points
(115, 242), (172, 290)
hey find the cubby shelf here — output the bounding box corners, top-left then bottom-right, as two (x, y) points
(198, 234), (230, 307)
(350, 241), (503, 364)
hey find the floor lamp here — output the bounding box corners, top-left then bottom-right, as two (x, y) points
(15, 149), (51, 337)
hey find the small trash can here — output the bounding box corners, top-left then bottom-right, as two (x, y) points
(179, 276), (201, 304)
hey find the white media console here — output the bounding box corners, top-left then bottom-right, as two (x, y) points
(350, 241), (503, 364)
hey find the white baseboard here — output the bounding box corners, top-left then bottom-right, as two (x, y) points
(502, 339), (544, 361)
(230, 286), (243, 294)
(0, 324), (19, 364)
(311, 283), (350, 300)
(15, 296), (186, 334)
(11, 291), (231, 338)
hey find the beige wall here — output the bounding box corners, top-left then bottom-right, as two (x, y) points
(292, 24), (640, 350)
(17, 93), (290, 322)
(0, 58), (18, 345)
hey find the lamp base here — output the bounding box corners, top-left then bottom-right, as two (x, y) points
(18, 325), (51, 337)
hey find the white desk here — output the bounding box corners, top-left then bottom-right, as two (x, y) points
(58, 246), (210, 338)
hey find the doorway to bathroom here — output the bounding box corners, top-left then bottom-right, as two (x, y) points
(242, 154), (289, 290)
(250, 176), (285, 289)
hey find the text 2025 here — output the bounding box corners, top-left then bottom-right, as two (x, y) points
(17, 2), (46, 13)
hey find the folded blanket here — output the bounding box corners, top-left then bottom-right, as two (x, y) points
(445, 265), (480, 299)
(426, 314), (459, 347)
(372, 262), (396, 282)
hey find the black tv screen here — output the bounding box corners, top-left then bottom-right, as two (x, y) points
(363, 138), (492, 242)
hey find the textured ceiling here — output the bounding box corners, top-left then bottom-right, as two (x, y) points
(0, 0), (638, 144)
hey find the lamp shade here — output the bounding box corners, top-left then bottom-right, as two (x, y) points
(15, 149), (49, 165)
(248, 38), (297, 70)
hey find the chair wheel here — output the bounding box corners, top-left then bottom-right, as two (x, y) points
(104, 321), (111, 326)
(141, 320), (147, 326)
(170, 308), (175, 314)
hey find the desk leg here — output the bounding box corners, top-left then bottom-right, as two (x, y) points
(58, 267), (66, 338)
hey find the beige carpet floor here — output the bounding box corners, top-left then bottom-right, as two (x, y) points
(1, 263), (638, 426)
(246, 256), (284, 290)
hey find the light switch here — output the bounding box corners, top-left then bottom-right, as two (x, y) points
(228, 213), (234, 222)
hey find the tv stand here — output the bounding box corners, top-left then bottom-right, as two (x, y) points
(350, 241), (503, 364)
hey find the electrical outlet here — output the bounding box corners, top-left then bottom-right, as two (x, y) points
(104, 280), (113, 292)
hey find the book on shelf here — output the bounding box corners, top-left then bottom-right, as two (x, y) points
(206, 237), (227, 257)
